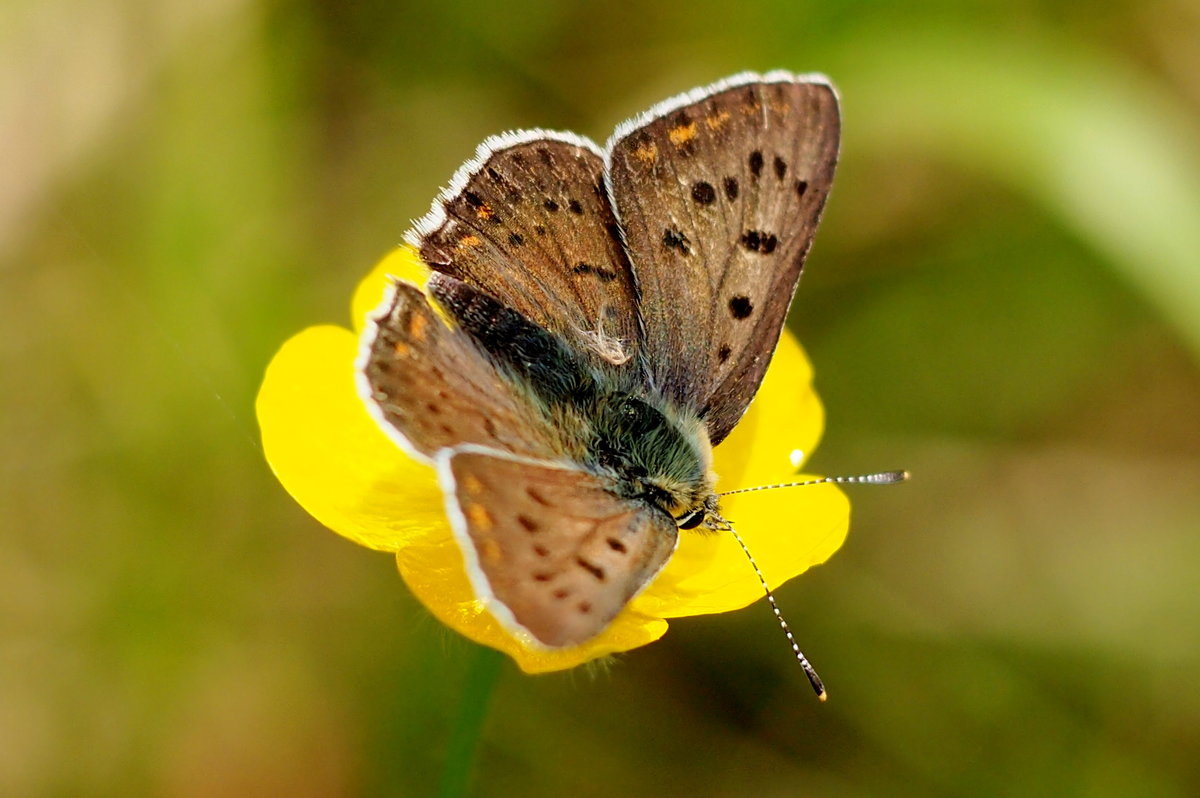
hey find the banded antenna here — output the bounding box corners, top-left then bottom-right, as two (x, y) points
(719, 470), (909, 700)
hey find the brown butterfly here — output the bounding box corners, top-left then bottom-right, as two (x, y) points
(358, 72), (840, 651)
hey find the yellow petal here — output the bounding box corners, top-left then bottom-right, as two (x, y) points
(633, 330), (850, 618)
(256, 324), (444, 552)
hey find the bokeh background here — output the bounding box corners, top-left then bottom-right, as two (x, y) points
(4, 0), (1200, 795)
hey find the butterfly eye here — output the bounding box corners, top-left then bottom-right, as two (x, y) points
(676, 509), (706, 530)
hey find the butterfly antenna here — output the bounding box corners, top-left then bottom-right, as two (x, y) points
(723, 520), (827, 701)
(717, 470), (909, 700)
(719, 470), (909, 497)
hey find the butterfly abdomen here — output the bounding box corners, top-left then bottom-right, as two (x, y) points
(429, 273), (600, 409)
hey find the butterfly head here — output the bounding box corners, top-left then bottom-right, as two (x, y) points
(674, 493), (731, 532)
(586, 392), (728, 532)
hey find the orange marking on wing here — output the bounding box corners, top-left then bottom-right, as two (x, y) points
(462, 474), (484, 496)
(458, 234), (482, 249)
(392, 341), (410, 358)
(467, 503), (493, 533)
(480, 538), (502, 564)
(633, 141), (658, 162)
(475, 204), (495, 221)
(668, 122), (698, 146)
(705, 110), (731, 130)
(408, 312), (429, 341)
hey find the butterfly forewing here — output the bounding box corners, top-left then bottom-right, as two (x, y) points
(441, 447), (678, 647)
(361, 281), (560, 460)
(412, 136), (641, 374)
(606, 74), (840, 443)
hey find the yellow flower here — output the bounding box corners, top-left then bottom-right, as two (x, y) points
(257, 247), (850, 674)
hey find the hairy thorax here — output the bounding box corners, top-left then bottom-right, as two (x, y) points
(583, 392), (717, 525)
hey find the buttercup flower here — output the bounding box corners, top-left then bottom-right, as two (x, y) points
(257, 246), (850, 673)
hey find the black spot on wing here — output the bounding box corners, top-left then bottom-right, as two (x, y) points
(729, 296), (753, 320)
(572, 262), (618, 282)
(740, 230), (778, 254)
(691, 181), (716, 205)
(576, 557), (606, 581)
(723, 177), (739, 201)
(662, 227), (690, 255)
(749, 150), (763, 178)
(774, 156), (787, 180)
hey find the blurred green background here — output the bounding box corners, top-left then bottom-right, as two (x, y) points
(4, 0), (1200, 795)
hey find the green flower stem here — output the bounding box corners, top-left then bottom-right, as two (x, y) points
(437, 644), (505, 798)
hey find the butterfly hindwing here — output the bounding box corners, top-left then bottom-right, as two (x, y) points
(360, 280), (561, 460)
(411, 134), (641, 375)
(439, 446), (679, 647)
(606, 72), (840, 443)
